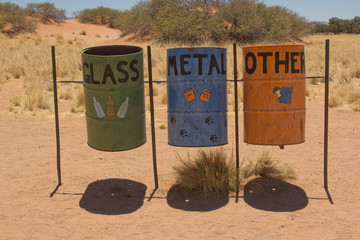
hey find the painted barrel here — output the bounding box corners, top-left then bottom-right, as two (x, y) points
(167, 47), (228, 147)
(243, 45), (306, 146)
(81, 45), (146, 151)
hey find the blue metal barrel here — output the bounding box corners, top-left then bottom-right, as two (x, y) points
(167, 47), (228, 147)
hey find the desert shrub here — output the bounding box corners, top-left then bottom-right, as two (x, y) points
(114, 0), (309, 44)
(26, 2), (66, 24)
(173, 149), (236, 195)
(352, 99), (360, 111)
(0, 2), (36, 37)
(78, 6), (120, 27)
(55, 33), (64, 45)
(256, 4), (309, 40)
(113, 2), (153, 39)
(242, 149), (296, 180)
(173, 148), (296, 195)
(71, 87), (85, 113)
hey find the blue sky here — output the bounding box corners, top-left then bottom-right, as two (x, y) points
(5, 0), (360, 22)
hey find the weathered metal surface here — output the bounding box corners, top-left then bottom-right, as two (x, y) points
(243, 44), (306, 146)
(81, 45), (146, 151)
(167, 47), (228, 147)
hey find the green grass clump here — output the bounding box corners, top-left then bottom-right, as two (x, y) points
(173, 149), (235, 195)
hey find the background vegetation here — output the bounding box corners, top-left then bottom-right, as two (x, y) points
(26, 2), (66, 24)
(78, 0), (310, 44)
(313, 16), (360, 34)
(0, 2), (65, 37)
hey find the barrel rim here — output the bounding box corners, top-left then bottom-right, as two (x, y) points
(242, 44), (304, 50)
(167, 47), (227, 51)
(81, 45), (143, 57)
(243, 140), (305, 146)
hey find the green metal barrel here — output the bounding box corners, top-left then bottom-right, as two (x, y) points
(81, 45), (146, 151)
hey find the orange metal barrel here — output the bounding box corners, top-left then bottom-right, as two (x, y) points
(243, 45), (306, 146)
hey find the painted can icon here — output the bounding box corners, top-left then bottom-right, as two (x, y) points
(199, 88), (211, 102)
(184, 89), (196, 102)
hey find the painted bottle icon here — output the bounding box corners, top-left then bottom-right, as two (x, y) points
(184, 89), (196, 102)
(93, 96), (105, 118)
(199, 88), (211, 102)
(117, 97), (129, 119)
(106, 95), (115, 117)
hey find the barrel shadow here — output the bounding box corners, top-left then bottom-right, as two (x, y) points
(244, 177), (308, 212)
(79, 179), (147, 215)
(166, 185), (229, 212)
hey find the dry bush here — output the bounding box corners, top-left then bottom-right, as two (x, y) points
(55, 33), (64, 45)
(71, 87), (85, 113)
(352, 99), (360, 111)
(329, 82), (360, 109)
(173, 148), (236, 195)
(173, 148), (296, 195)
(242, 149), (296, 181)
(59, 84), (73, 100)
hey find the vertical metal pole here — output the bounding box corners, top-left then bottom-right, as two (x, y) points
(147, 46), (159, 189)
(233, 43), (240, 203)
(52, 46), (61, 186)
(324, 39), (330, 190)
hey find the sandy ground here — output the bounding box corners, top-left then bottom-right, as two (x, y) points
(1, 19), (360, 239)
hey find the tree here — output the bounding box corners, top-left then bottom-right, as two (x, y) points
(78, 6), (120, 27)
(219, 0), (266, 42)
(350, 16), (360, 34)
(27, 2), (66, 24)
(0, 2), (36, 37)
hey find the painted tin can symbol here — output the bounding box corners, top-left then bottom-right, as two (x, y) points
(184, 89), (196, 102)
(199, 88), (211, 102)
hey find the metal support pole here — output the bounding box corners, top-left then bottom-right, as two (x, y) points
(233, 43), (240, 203)
(324, 39), (333, 204)
(324, 39), (330, 189)
(147, 46), (159, 189)
(52, 46), (62, 187)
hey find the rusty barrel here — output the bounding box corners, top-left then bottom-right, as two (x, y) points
(243, 45), (306, 146)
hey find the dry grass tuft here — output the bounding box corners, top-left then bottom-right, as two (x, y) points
(173, 148), (296, 195)
(173, 148), (236, 195)
(70, 88), (85, 113)
(303, 34), (360, 110)
(242, 149), (296, 180)
(59, 84), (73, 100)
(329, 82), (360, 109)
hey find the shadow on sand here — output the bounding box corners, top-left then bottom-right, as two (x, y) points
(244, 177), (308, 212)
(79, 178), (147, 215)
(166, 185), (229, 212)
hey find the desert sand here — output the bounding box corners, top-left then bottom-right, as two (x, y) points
(0, 19), (359, 239)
